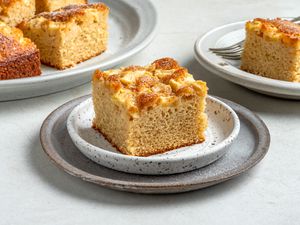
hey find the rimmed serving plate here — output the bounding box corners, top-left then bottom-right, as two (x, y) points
(40, 95), (270, 194)
(66, 96), (240, 175)
(0, 0), (157, 101)
(194, 20), (300, 99)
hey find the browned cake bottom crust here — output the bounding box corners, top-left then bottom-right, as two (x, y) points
(42, 49), (106, 70)
(92, 123), (205, 157)
(0, 51), (41, 80)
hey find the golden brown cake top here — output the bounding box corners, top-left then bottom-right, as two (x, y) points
(0, 21), (37, 61)
(0, 0), (16, 15)
(93, 58), (208, 112)
(34, 3), (109, 22)
(0, 0), (14, 8)
(246, 18), (300, 47)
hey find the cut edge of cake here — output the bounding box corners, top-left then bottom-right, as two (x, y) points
(92, 58), (208, 157)
(241, 18), (300, 82)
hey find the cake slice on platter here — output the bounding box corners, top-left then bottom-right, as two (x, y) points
(19, 3), (109, 70)
(0, 21), (41, 80)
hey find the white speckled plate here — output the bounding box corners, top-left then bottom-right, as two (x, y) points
(40, 95), (270, 194)
(0, 0), (157, 101)
(194, 19), (300, 99)
(66, 96), (240, 175)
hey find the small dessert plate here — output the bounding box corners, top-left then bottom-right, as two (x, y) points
(66, 96), (240, 175)
(194, 20), (300, 99)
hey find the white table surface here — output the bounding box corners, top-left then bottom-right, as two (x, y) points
(1, 0), (300, 224)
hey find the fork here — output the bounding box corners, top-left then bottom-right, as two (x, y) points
(209, 16), (300, 60)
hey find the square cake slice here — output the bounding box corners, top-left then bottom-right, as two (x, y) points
(36, 0), (87, 13)
(0, 0), (35, 27)
(0, 21), (41, 80)
(241, 18), (300, 82)
(19, 3), (109, 70)
(92, 58), (208, 157)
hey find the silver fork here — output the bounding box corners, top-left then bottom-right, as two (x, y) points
(209, 16), (300, 60)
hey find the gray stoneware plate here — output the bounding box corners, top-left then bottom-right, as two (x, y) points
(66, 97), (240, 175)
(194, 20), (300, 99)
(0, 0), (157, 101)
(40, 95), (270, 194)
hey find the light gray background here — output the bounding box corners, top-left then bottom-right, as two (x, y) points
(0, 0), (299, 224)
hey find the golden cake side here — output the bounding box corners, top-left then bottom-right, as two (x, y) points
(36, 0), (87, 13)
(0, 0), (35, 26)
(0, 21), (41, 80)
(92, 58), (208, 156)
(19, 3), (109, 70)
(241, 18), (300, 82)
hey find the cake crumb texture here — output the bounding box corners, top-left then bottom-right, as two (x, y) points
(0, 0), (35, 27)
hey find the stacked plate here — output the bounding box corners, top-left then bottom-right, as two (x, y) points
(40, 95), (270, 194)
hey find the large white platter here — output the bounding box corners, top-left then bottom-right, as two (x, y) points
(0, 0), (157, 101)
(66, 96), (240, 175)
(194, 20), (300, 99)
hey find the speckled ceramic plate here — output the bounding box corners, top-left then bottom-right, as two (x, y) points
(66, 97), (240, 175)
(0, 0), (157, 101)
(194, 19), (300, 99)
(40, 95), (270, 194)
